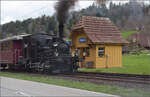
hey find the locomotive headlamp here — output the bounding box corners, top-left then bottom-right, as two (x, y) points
(53, 43), (58, 47)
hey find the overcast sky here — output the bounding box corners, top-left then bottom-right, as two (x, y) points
(1, 1), (97, 24)
(2, 0), (147, 25)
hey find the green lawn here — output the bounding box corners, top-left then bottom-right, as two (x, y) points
(0, 72), (150, 97)
(121, 31), (139, 39)
(79, 51), (150, 75)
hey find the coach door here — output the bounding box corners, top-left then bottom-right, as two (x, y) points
(13, 40), (23, 64)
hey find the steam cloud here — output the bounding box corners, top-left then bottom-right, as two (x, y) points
(55, 0), (78, 38)
(55, 0), (107, 38)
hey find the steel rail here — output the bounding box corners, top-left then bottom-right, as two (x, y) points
(57, 72), (150, 85)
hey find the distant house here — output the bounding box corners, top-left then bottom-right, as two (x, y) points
(128, 33), (150, 49)
(71, 16), (128, 69)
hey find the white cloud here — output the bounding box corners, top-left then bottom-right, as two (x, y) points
(1, 1), (57, 24)
(76, 1), (95, 10)
(1, 1), (95, 24)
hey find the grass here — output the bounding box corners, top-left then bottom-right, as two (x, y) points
(0, 72), (150, 97)
(121, 31), (139, 39)
(79, 51), (150, 75)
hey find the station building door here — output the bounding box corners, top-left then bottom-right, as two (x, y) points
(77, 47), (91, 68)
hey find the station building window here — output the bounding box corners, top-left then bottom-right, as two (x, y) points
(98, 47), (105, 57)
(86, 47), (90, 57)
(82, 47), (90, 57)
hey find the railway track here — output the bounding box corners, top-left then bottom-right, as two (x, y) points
(1, 70), (150, 85)
(58, 72), (150, 85)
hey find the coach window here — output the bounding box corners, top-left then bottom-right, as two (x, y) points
(4, 42), (6, 50)
(98, 47), (105, 57)
(9, 41), (12, 49)
(6, 42), (8, 50)
(8, 42), (10, 49)
(3, 43), (6, 50)
(5, 42), (8, 50)
(7, 42), (9, 50)
(1, 43), (4, 51)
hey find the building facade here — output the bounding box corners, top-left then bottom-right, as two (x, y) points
(71, 16), (128, 68)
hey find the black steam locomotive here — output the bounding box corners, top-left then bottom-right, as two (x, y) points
(0, 33), (79, 73)
(20, 33), (79, 73)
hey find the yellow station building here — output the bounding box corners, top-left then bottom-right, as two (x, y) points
(71, 16), (128, 68)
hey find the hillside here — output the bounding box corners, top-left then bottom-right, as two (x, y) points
(121, 31), (139, 39)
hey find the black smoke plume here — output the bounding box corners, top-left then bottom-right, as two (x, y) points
(55, 0), (78, 38)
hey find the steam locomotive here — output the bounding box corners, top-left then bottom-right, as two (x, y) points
(0, 33), (79, 73)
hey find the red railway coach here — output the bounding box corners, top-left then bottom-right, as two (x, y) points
(0, 34), (30, 69)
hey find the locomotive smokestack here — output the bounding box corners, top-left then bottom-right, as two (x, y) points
(55, 0), (78, 38)
(59, 24), (64, 38)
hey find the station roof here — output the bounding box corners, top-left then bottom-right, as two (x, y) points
(72, 16), (128, 44)
(0, 34), (31, 43)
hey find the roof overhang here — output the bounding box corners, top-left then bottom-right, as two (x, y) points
(0, 34), (31, 43)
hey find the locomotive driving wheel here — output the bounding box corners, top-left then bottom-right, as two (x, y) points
(42, 63), (52, 74)
(25, 61), (33, 72)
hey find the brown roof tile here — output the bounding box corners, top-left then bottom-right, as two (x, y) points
(72, 16), (128, 44)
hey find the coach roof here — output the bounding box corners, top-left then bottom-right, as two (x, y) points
(0, 34), (31, 43)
